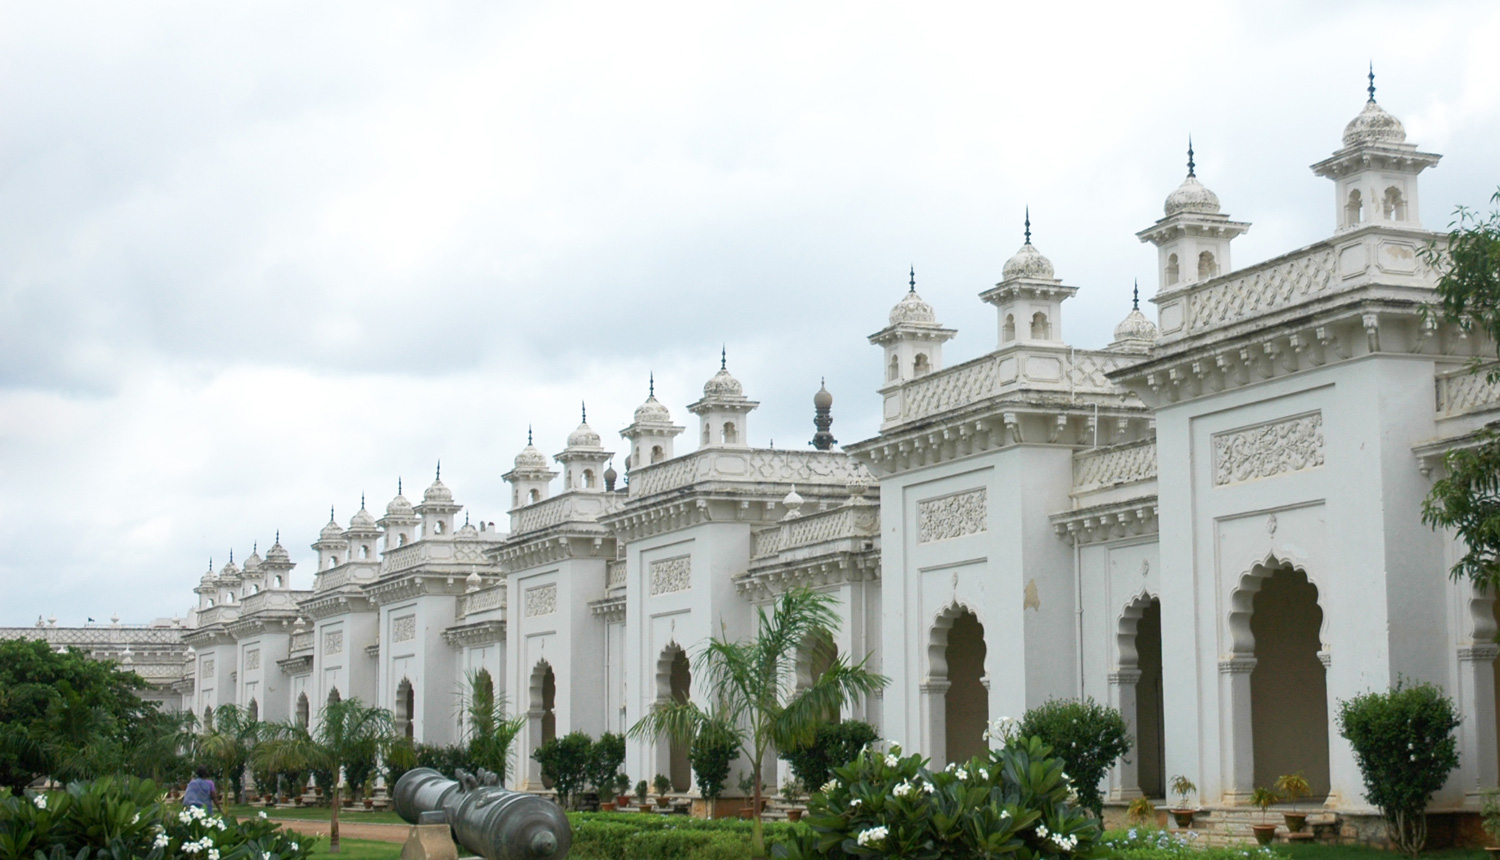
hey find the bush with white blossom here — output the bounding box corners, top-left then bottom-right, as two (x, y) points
(774, 731), (1100, 860)
(1016, 698), (1132, 820)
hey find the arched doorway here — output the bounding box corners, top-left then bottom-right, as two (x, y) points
(296, 693), (310, 729)
(934, 608), (988, 766)
(796, 630), (840, 722)
(396, 678), (415, 740)
(1135, 600), (1165, 798)
(202, 705), (214, 731)
(327, 687), (342, 710)
(1249, 565), (1329, 798)
(247, 699), (259, 723)
(528, 661), (556, 789)
(655, 644), (692, 792)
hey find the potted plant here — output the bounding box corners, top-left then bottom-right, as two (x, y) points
(1275, 773), (1311, 833)
(1168, 774), (1197, 828)
(737, 773), (757, 819)
(1250, 787), (1280, 845)
(782, 777), (805, 822)
(1481, 788), (1500, 858)
(363, 781), (375, 810)
(1127, 797), (1156, 827)
(634, 779), (651, 812)
(615, 773), (632, 808)
(653, 773), (672, 808)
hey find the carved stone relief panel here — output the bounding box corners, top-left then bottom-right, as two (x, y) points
(917, 488), (988, 544)
(244, 649), (260, 671)
(201, 656), (215, 680)
(324, 630), (344, 655)
(1211, 411), (1324, 487)
(392, 614), (417, 643)
(650, 556), (692, 595)
(525, 584), (557, 617)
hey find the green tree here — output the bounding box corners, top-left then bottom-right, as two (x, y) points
(781, 720), (878, 794)
(0, 638), (153, 792)
(252, 698), (394, 853)
(1016, 698), (1133, 820)
(198, 704), (265, 803)
(1421, 189), (1500, 591)
(461, 671), (525, 785)
(629, 587), (887, 859)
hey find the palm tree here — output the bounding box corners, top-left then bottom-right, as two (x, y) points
(460, 671), (526, 785)
(199, 704), (264, 803)
(629, 587), (886, 859)
(253, 698), (394, 853)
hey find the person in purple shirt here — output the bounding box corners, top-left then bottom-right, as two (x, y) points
(182, 766), (222, 813)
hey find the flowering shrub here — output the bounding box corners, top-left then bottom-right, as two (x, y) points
(0, 778), (314, 860)
(1016, 698), (1131, 819)
(775, 731), (1100, 860)
(1103, 827), (1278, 860)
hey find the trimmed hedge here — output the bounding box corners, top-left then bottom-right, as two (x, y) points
(567, 812), (803, 860)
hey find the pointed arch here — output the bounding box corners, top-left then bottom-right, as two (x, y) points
(926, 601), (989, 768)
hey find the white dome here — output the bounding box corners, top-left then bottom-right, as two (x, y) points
(1342, 99), (1406, 148)
(264, 540), (291, 564)
(633, 394), (673, 426)
(566, 421), (602, 449)
(319, 517), (345, 541)
(385, 487), (415, 518)
(888, 290), (936, 325)
(349, 506), (378, 530)
(1002, 242), (1055, 281)
(242, 549), (262, 571)
(703, 367), (744, 398)
(513, 440), (549, 471)
(1164, 175), (1221, 216)
(1113, 308), (1158, 344)
(423, 477), (453, 504)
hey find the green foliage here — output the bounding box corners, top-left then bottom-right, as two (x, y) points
(462, 672), (525, 785)
(629, 588), (888, 859)
(1016, 697), (1132, 819)
(412, 744), (467, 777)
(1102, 827), (1278, 860)
(383, 738), (416, 788)
(775, 736), (1099, 860)
(781, 721), (878, 795)
(588, 733), (626, 798)
(652, 774), (672, 797)
(532, 732), (594, 809)
(1421, 190), (1500, 590)
(567, 812), (802, 860)
(1480, 787), (1500, 844)
(1168, 774), (1196, 809)
(0, 778), (315, 860)
(1126, 797), (1155, 825)
(634, 780), (649, 804)
(689, 720), (738, 801)
(199, 705), (267, 804)
(1337, 681), (1460, 857)
(1249, 788), (1278, 820)
(1275, 773), (1311, 804)
(0, 638), (156, 792)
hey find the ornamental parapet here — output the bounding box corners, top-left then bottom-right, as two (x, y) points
(381, 537), (497, 576)
(1071, 441), (1157, 501)
(289, 630), (314, 653)
(1050, 496), (1159, 546)
(605, 559), (626, 593)
(626, 448), (867, 500)
(750, 502), (880, 561)
(239, 588), (313, 617)
(878, 346), (1138, 431)
(461, 583), (507, 618)
(1436, 363), (1500, 418)
(511, 491), (622, 536)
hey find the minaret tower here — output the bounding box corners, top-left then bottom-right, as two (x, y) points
(504, 428), (558, 512)
(811, 379), (836, 451)
(555, 403), (613, 492)
(688, 350), (759, 448)
(980, 210), (1077, 348)
(313, 507), (348, 571)
(1311, 67), (1440, 232)
(1137, 141), (1251, 291)
(869, 267), (956, 385)
(621, 374), (684, 470)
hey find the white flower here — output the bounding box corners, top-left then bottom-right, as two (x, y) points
(893, 780), (915, 799)
(216, 819), (227, 831)
(154, 833), (172, 849)
(32, 794), (47, 810)
(131, 812), (140, 825)
(1000, 809), (1011, 819)
(262, 853), (272, 860)
(955, 768), (968, 781)
(184, 842), (202, 855)
(290, 842), (300, 852)
(922, 780), (936, 794)
(884, 754), (899, 767)
(1060, 772), (1070, 782)
(819, 779), (838, 794)
(1037, 824), (1050, 838)
(258, 811), (268, 819)
(856, 826), (889, 847)
(179, 809), (193, 824)
(977, 768), (990, 780)
(849, 798), (861, 808)
(208, 850), (220, 860)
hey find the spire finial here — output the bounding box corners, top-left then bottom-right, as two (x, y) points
(1132, 279), (1140, 310)
(1187, 136), (1196, 177)
(581, 401), (587, 424)
(330, 505), (335, 522)
(435, 460), (441, 481)
(253, 541), (257, 554)
(229, 548), (233, 564)
(649, 372), (655, 397)
(398, 477), (403, 496)
(1024, 206), (1032, 245)
(527, 425), (533, 445)
(1368, 62), (1376, 102)
(720, 345), (727, 370)
(361, 492), (365, 510)
(909, 265), (915, 292)
(275, 529), (280, 544)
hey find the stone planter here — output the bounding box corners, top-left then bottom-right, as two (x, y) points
(1170, 809), (1196, 829)
(656, 796), (670, 808)
(1282, 812), (1308, 833)
(638, 803), (652, 812)
(787, 809), (803, 822)
(601, 801), (615, 812)
(1252, 824), (1278, 845)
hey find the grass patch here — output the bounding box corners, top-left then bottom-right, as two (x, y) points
(1279, 845), (1485, 860)
(227, 804), (407, 825)
(306, 837), (403, 860)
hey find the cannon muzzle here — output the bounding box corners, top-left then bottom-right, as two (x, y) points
(393, 768), (571, 860)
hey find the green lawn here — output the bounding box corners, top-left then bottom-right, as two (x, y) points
(227, 804), (407, 825)
(1280, 845), (1486, 860)
(307, 838), (403, 860)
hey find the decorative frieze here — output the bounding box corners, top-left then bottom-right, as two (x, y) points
(525, 585), (557, 617)
(1437, 365), (1500, 416)
(463, 587), (506, 616)
(392, 615), (417, 643)
(201, 657), (215, 679)
(323, 630), (344, 655)
(244, 649), (260, 671)
(1187, 247), (1337, 336)
(1211, 412), (1324, 486)
(650, 556), (692, 595)
(1073, 442), (1158, 495)
(917, 488), (988, 544)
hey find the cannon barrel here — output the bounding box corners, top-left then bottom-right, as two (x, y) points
(393, 768), (571, 860)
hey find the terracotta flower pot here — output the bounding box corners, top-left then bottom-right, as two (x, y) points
(656, 796), (670, 808)
(1252, 824), (1278, 845)
(638, 803), (652, 812)
(601, 801), (615, 812)
(739, 808), (753, 820)
(787, 809), (803, 822)
(1171, 809), (1196, 828)
(1283, 812), (1308, 833)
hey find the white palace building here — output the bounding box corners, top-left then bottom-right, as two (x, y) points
(13, 80), (1500, 822)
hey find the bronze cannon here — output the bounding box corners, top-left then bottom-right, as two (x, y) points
(393, 767), (571, 860)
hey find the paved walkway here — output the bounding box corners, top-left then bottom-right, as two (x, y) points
(266, 817), (409, 844)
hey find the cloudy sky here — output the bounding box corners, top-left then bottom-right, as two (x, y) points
(2, 1), (1497, 626)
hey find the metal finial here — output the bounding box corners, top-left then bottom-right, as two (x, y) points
(208, 557), (213, 571)
(1187, 136), (1196, 177)
(1368, 62), (1376, 102)
(909, 266), (915, 292)
(253, 542), (257, 554)
(1024, 207), (1032, 245)
(721, 345), (727, 370)
(649, 372), (654, 397)
(527, 425), (533, 445)
(229, 548), (233, 564)
(360, 492), (365, 510)
(329, 505), (335, 522)
(581, 401), (587, 424)
(436, 460), (441, 481)
(397, 477), (402, 496)
(1133, 279), (1140, 310)
(275, 529), (280, 544)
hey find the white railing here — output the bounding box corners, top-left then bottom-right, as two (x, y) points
(463, 585), (507, 616)
(1437, 365), (1500, 416)
(895, 350), (1133, 426)
(0, 627), (186, 645)
(289, 631), (314, 652)
(605, 560), (627, 591)
(751, 504), (879, 560)
(1183, 246), (1338, 336)
(1072, 442), (1158, 496)
(629, 449), (867, 498)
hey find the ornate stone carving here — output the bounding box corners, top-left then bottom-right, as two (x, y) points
(201, 656), (215, 679)
(1218, 657), (1257, 674)
(1188, 247), (1336, 334)
(1211, 412), (1324, 486)
(323, 630), (344, 655)
(650, 556), (692, 595)
(525, 585), (557, 617)
(1437, 365), (1500, 416)
(463, 587), (506, 615)
(244, 649), (260, 671)
(392, 615), (417, 643)
(917, 488), (987, 544)
(1072, 442), (1157, 495)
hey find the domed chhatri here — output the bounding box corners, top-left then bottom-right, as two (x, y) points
(423, 463), (453, 504)
(633, 375), (674, 426)
(1001, 209), (1056, 281)
(702, 348), (745, 398)
(1164, 140), (1221, 217)
(1343, 66), (1406, 148)
(349, 495), (378, 530)
(889, 267), (938, 326)
(513, 428), (550, 472)
(318, 509), (345, 541)
(566, 403), (603, 449)
(386, 479), (415, 518)
(1110, 282), (1158, 353)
